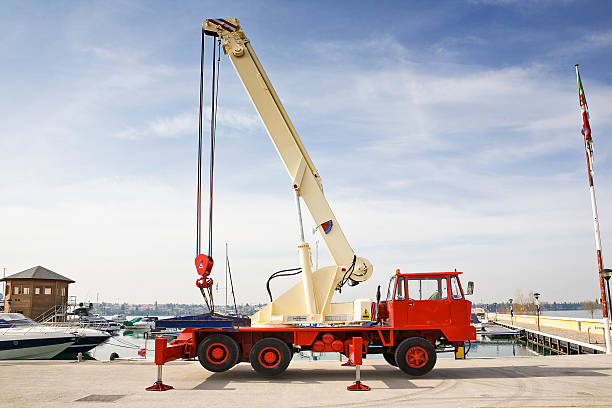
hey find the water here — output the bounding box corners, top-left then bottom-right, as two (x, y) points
(292, 339), (537, 362)
(88, 329), (155, 361)
(541, 309), (603, 319)
(88, 329), (537, 362)
(462, 340), (538, 358)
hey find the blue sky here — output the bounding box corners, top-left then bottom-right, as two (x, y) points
(2, 0), (612, 306)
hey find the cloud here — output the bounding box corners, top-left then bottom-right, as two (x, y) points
(114, 112), (196, 140)
(111, 108), (260, 140)
(547, 29), (612, 58)
(3, 3), (612, 308)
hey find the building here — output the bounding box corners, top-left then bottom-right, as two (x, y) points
(1, 266), (75, 320)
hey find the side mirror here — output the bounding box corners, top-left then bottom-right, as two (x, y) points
(466, 281), (474, 295)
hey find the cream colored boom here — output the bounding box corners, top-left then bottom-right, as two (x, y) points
(203, 18), (372, 324)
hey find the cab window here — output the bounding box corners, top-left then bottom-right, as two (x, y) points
(395, 276), (406, 301)
(407, 277), (448, 300)
(386, 276), (396, 301)
(450, 276), (463, 299)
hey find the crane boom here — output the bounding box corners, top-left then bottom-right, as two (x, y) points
(203, 18), (372, 325)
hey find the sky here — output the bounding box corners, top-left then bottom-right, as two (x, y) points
(2, 0), (612, 307)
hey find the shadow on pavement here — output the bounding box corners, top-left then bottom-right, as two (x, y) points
(192, 362), (609, 390)
(193, 364), (427, 390)
(428, 364), (610, 380)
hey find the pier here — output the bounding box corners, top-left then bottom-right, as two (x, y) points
(491, 313), (610, 349)
(2, 355), (612, 407)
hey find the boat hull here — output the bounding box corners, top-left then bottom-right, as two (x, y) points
(0, 337), (75, 360)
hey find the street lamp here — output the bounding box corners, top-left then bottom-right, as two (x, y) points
(534, 292), (541, 331)
(509, 298), (514, 325)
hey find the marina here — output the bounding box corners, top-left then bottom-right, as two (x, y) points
(3, 3), (612, 407)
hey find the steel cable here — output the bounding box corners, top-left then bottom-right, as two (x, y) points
(196, 28), (205, 256)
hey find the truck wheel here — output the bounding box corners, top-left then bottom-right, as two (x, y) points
(197, 334), (240, 372)
(383, 349), (397, 366)
(249, 337), (291, 377)
(395, 337), (436, 376)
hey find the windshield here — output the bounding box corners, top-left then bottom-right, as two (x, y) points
(386, 276), (396, 301)
(0, 313), (40, 328)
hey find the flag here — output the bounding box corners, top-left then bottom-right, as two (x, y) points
(576, 66), (594, 166)
(510, 304), (514, 317)
(577, 69), (589, 116)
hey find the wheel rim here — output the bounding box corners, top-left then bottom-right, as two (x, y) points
(207, 343), (229, 365)
(258, 346), (281, 368)
(405, 346), (428, 368)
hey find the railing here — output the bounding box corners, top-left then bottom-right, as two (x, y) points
(33, 296), (78, 323)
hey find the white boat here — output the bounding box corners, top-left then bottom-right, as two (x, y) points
(0, 313), (77, 359)
(472, 307), (488, 323)
(67, 306), (121, 334)
(131, 316), (158, 330)
(45, 325), (111, 356)
(110, 314), (126, 323)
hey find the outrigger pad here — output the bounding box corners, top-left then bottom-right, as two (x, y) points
(146, 381), (174, 392)
(347, 381), (370, 391)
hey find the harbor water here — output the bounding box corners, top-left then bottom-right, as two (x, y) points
(86, 326), (538, 362)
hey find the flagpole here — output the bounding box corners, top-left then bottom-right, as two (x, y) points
(575, 64), (612, 354)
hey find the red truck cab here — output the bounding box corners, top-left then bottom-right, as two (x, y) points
(378, 271), (474, 343)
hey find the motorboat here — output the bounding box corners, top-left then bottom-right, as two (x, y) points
(471, 313), (484, 330)
(124, 316), (158, 330)
(0, 313), (76, 359)
(472, 307), (488, 323)
(132, 316), (158, 330)
(54, 326), (111, 357)
(67, 305), (121, 334)
(110, 314), (126, 323)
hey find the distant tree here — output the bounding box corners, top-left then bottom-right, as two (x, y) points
(583, 300), (598, 318)
(513, 291), (537, 315)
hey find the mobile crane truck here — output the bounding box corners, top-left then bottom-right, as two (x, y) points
(149, 18), (476, 391)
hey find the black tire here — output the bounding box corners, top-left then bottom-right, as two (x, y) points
(382, 349), (397, 366)
(197, 334), (240, 372)
(394, 337), (436, 376)
(249, 337), (292, 377)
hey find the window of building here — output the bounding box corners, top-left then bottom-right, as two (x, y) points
(61, 287), (66, 296)
(22, 287), (30, 295)
(44, 287), (52, 295)
(407, 278), (448, 300)
(13, 286), (20, 295)
(35, 287), (41, 295)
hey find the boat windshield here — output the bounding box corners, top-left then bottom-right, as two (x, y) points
(0, 313), (40, 328)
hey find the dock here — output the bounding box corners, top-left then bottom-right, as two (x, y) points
(2, 355), (612, 407)
(490, 313), (610, 353)
(490, 313), (610, 345)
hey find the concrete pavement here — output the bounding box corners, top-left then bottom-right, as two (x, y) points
(2, 354), (612, 407)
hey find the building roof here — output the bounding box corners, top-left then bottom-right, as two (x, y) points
(1, 266), (75, 283)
